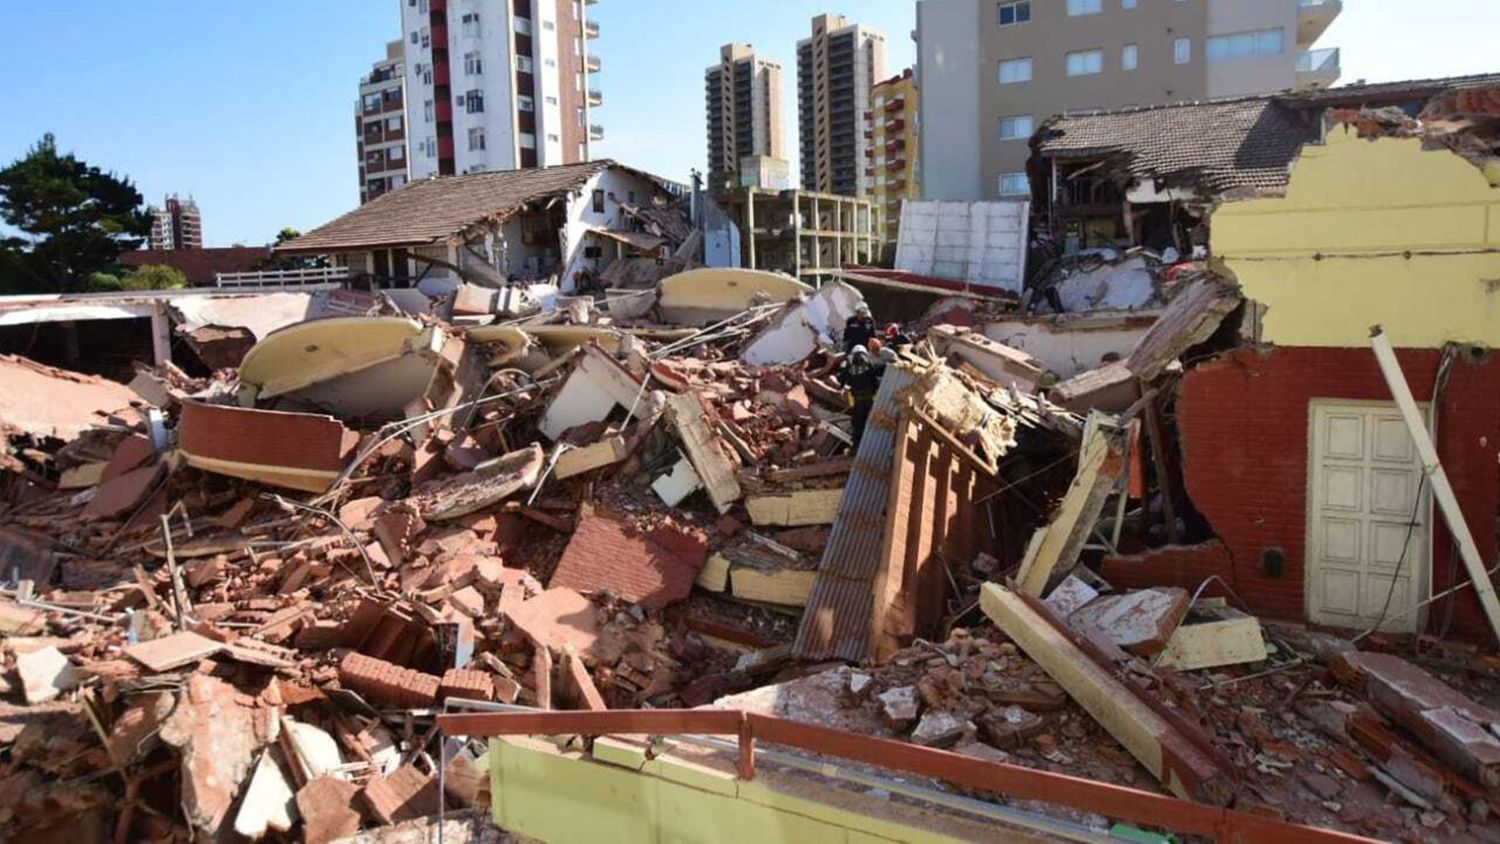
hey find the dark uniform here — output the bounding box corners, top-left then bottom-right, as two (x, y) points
(843, 315), (876, 355)
(839, 348), (884, 445)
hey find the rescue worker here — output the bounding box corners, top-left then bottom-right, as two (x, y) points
(839, 345), (883, 445)
(883, 322), (912, 350)
(843, 302), (876, 354)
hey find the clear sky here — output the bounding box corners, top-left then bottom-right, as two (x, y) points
(0, 1), (1496, 247)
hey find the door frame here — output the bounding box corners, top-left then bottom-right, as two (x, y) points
(1304, 398), (1432, 634)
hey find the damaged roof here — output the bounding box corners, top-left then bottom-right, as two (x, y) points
(279, 160), (667, 254)
(1036, 97), (1322, 194)
(1280, 71), (1500, 109)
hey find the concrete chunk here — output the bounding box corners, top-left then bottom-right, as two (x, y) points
(1068, 587), (1190, 658)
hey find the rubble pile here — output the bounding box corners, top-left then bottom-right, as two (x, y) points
(0, 270), (1023, 840)
(2, 249), (1498, 843)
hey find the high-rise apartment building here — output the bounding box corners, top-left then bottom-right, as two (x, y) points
(797, 14), (886, 197)
(358, 41), (410, 204)
(867, 69), (920, 242)
(400, 0), (601, 179)
(704, 44), (785, 191)
(148, 195), (202, 251)
(917, 0), (1343, 200)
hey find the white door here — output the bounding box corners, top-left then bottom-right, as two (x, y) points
(1307, 401), (1429, 633)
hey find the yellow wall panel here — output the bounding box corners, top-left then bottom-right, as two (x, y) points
(1213, 126), (1500, 348)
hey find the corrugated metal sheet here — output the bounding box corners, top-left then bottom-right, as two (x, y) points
(793, 365), (919, 662)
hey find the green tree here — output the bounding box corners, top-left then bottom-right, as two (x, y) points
(273, 227), (301, 246)
(86, 271), (122, 292)
(119, 264), (187, 291)
(0, 134), (150, 293)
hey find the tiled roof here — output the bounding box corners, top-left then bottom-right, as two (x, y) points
(1281, 71), (1500, 108)
(278, 161), (615, 254)
(1036, 97), (1322, 193)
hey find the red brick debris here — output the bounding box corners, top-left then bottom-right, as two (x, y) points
(5, 128), (1500, 844)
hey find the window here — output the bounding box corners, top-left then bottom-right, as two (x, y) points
(1065, 49), (1103, 76)
(628, 190), (637, 204)
(1175, 37), (1192, 64)
(517, 55), (534, 73)
(464, 89), (484, 113)
(1122, 0), (1136, 7)
(518, 94), (535, 112)
(1206, 29), (1285, 62)
(461, 13), (481, 38)
(997, 1), (1030, 26)
(577, 107), (585, 127)
(543, 20), (555, 30)
(386, 115), (403, 131)
(1066, 0), (1102, 15)
(999, 173), (1029, 196)
(519, 132), (537, 149)
(389, 145), (405, 161)
(410, 31), (419, 45)
(573, 37), (581, 56)
(424, 136), (436, 157)
(998, 57), (1032, 84)
(575, 72), (583, 92)
(592, 189), (606, 212)
(464, 52), (483, 75)
(547, 133), (559, 143)
(468, 127), (486, 151)
(998, 114), (1033, 140)
(363, 93), (382, 111)
(1122, 43), (1139, 71)
(423, 99), (434, 122)
(545, 58), (557, 69)
(514, 17), (533, 36)
(420, 29), (430, 49)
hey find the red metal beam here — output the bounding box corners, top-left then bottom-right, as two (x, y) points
(436, 709), (1378, 844)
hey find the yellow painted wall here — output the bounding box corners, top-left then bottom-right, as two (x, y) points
(1212, 126), (1500, 349)
(488, 736), (1029, 844)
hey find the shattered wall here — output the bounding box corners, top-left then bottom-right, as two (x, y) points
(1102, 346), (1500, 642)
(1213, 127), (1500, 349)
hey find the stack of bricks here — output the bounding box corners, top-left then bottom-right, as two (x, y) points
(437, 668), (495, 703)
(338, 652), (440, 708)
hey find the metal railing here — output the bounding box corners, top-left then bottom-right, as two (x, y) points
(436, 708), (1377, 844)
(215, 266), (350, 290)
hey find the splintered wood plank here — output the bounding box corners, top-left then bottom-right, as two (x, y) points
(666, 394), (742, 514)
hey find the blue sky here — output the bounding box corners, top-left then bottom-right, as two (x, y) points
(0, 1), (1496, 247)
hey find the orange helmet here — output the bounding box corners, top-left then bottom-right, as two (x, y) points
(867, 337), (885, 355)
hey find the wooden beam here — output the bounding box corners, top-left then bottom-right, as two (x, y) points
(666, 393), (742, 515)
(980, 583), (1233, 804)
(1370, 327), (1500, 645)
(1015, 419), (1121, 597)
(1140, 387), (1181, 544)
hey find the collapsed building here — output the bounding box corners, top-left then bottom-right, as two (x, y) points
(2, 77), (1500, 843)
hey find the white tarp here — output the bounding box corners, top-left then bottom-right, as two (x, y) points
(895, 200), (1030, 294)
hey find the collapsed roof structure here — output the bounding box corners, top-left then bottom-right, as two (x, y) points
(4, 75), (1500, 843)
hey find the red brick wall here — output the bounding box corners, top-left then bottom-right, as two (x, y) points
(1103, 346), (1500, 642)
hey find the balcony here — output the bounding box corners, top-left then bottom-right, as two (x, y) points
(589, 124), (605, 141)
(588, 88), (603, 107)
(1296, 47), (1341, 89)
(586, 55), (602, 73)
(585, 20), (600, 39)
(1297, 0), (1343, 48)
